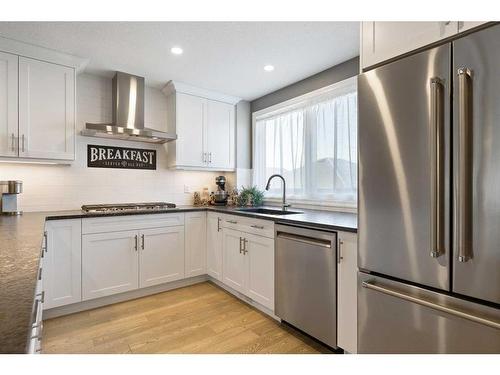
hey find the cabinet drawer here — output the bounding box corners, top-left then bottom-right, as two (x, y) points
(221, 214), (274, 239)
(82, 213), (185, 234)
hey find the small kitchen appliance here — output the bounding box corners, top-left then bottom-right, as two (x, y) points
(0, 180), (23, 215)
(213, 176), (228, 206)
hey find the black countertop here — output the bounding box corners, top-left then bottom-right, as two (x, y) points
(0, 205), (356, 353)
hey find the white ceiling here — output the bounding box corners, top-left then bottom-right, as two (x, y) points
(0, 22), (359, 101)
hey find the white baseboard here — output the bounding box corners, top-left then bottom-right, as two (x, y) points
(207, 277), (279, 321)
(43, 275), (208, 319)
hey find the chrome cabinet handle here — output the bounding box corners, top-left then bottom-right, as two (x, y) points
(203, 152), (207, 163)
(217, 217), (221, 232)
(243, 238), (248, 254)
(209, 152), (212, 163)
(430, 77), (445, 258)
(239, 237), (243, 254)
(38, 267), (42, 281)
(362, 281), (500, 330)
(21, 134), (25, 152)
(134, 234), (138, 251)
(43, 231), (48, 253)
(456, 68), (473, 263)
(337, 239), (344, 264)
(227, 220), (238, 224)
(36, 291), (45, 304)
(251, 224), (264, 229)
(11, 133), (15, 152)
(141, 234), (145, 250)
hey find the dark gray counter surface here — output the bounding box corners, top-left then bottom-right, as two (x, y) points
(0, 205), (356, 353)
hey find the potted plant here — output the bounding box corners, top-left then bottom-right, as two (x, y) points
(236, 186), (265, 207)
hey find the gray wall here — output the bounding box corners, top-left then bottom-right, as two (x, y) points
(236, 100), (251, 169)
(250, 56), (359, 113)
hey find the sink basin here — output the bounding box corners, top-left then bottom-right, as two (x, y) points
(236, 208), (302, 215)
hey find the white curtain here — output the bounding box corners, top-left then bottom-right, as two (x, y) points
(253, 89), (357, 205)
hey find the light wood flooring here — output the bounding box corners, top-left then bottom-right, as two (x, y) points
(42, 282), (334, 354)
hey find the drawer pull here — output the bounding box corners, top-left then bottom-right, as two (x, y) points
(251, 224), (265, 229)
(227, 220), (238, 224)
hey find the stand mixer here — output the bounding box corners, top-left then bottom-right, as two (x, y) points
(213, 176), (228, 206)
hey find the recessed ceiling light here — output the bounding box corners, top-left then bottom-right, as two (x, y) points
(263, 65), (275, 72)
(171, 47), (183, 55)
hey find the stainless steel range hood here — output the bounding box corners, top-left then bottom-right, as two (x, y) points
(82, 72), (177, 144)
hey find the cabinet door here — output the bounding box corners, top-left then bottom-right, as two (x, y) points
(139, 226), (185, 288)
(43, 219), (82, 309)
(0, 51), (18, 157)
(222, 228), (246, 294)
(82, 230), (139, 300)
(205, 100), (235, 169)
(337, 231), (357, 353)
(206, 213), (223, 280)
(245, 233), (274, 310)
(361, 21), (457, 69)
(18, 57), (75, 160)
(175, 93), (205, 167)
(185, 212), (206, 277)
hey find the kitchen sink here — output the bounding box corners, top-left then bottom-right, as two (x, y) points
(236, 208), (302, 215)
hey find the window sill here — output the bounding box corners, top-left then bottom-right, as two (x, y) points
(263, 198), (357, 213)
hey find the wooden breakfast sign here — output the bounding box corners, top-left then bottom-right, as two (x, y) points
(87, 145), (156, 170)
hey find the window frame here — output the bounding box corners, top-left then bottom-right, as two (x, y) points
(252, 76), (358, 211)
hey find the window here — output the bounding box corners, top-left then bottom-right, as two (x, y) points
(253, 77), (357, 207)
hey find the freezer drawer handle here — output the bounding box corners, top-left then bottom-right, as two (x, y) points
(277, 232), (332, 248)
(456, 68), (473, 263)
(430, 77), (445, 258)
(362, 281), (500, 330)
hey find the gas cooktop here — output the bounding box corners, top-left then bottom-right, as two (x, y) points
(81, 202), (176, 213)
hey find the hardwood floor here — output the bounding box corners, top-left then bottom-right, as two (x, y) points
(42, 282), (334, 354)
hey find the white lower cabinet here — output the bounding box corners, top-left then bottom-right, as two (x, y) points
(245, 233), (275, 309)
(337, 231), (358, 353)
(43, 219), (82, 309)
(222, 224), (275, 311)
(222, 228), (247, 294)
(206, 212), (223, 280)
(184, 212), (207, 277)
(82, 230), (139, 301)
(139, 226), (185, 288)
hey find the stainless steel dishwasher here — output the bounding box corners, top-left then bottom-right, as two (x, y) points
(275, 224), (337, 348)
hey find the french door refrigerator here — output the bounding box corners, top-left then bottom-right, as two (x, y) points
(358, 24), (500, 353)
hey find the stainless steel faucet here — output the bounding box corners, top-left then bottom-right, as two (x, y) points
(265, 174), (291, 210)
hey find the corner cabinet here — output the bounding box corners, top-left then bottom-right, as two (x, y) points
(361, 21), (488, 71)
(0, 51), (75, 161)
(206, 212), (223, 281)
(163, 81), (238, 171)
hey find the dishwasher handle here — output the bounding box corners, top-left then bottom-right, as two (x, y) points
(277, 232), (332, 248)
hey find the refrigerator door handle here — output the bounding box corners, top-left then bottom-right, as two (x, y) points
(362, 281), (500, 330)
(430, 77), (445, 258)
(456, 68), (473, 263)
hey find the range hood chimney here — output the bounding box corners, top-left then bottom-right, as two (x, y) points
(82, 72), (177, 144)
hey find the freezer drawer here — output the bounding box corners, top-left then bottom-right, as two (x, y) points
(358, 272), (500, 353)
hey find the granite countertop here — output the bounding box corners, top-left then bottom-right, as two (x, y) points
(0, 205), (356, 353)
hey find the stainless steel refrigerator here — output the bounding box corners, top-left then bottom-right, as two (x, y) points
(358, 24), (500, 353)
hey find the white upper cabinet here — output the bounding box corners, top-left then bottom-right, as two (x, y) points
(0, 51), (18, 157)
(174, 93), (205, 167)
(361, 21), (489, 70)
(361, 22), (457, 70)
(206, 212), (223, 281)
(163, 81), (238, 171)
(205, 100), (235, 169)
(337, 231), (358, 354)
(43, 219), (82, 310)
(184, 211), (207, 278)
(18, 57), (75, 160)
(139, 226), (185, 287)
